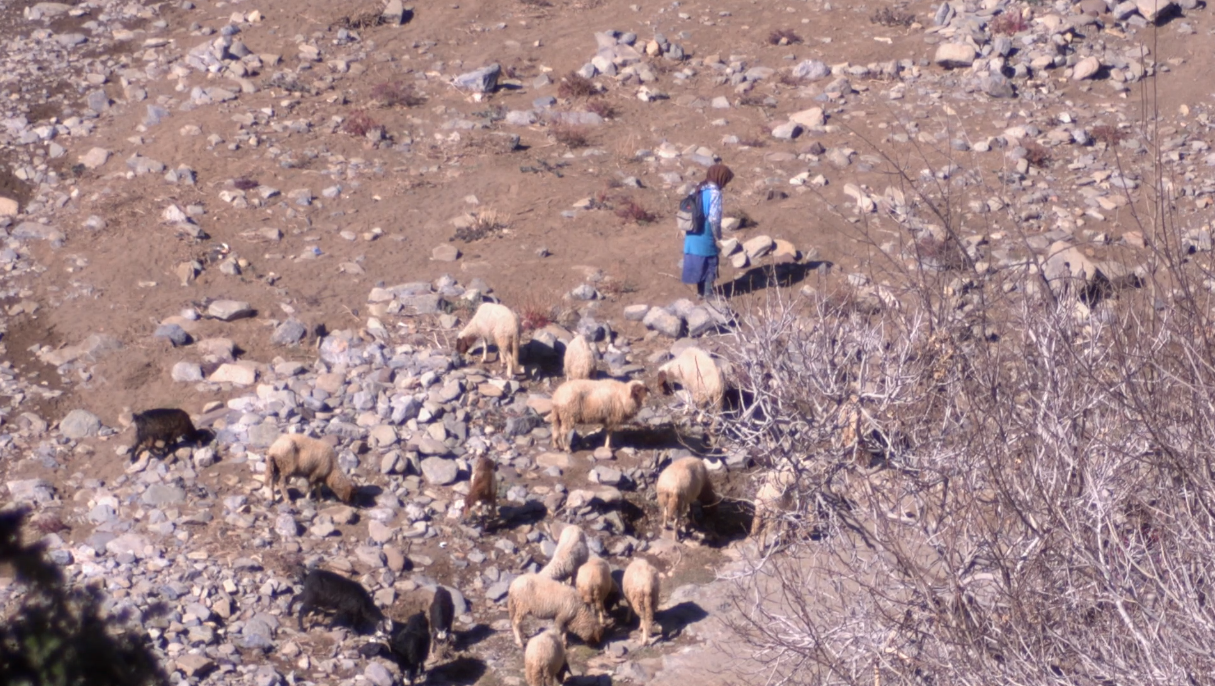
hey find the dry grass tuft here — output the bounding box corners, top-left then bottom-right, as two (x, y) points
(870, 7), (915, 26)
(517, 294), (558, 332)
(452, 210), (509, 242)
(552, 124), (592, 149)
(342, 109), (380, 137)
(558, 72), (598, 99)
(370, 81), (426, 108)
(614, 199), (658, 225)
(1023, 140), (1052, 168)
(990, 11), (1029, 34)
(1091, 124), (1126, 146)
(585, 99), (617, 119)
(767, 28), (803, 45)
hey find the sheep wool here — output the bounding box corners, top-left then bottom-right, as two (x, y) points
(562, 334), (596, 380)
(550, 379), (648, 452)
(656, 347), (725, 410)
(507, 573), (603, 648)
(265, 433), (355, 504)
(623, 558), (661, 646)
(539, 524), (589, 584)
(524, 628), (570, 686)
(656, 456), (716, 539)
(455, 302), (522, 377)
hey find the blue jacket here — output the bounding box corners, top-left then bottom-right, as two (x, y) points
(683, 183), (722, 257)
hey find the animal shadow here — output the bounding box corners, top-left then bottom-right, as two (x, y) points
(428, 655), (487, 685)
(656, 601), (709, 641)
(453, 623), (493, 650)
(720, 260), (831, 298)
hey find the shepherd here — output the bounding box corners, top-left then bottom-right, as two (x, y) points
(681, 163), (734, 300)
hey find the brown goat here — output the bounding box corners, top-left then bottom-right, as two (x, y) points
(462, 456), (498, 521)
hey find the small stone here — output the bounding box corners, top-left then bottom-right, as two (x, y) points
(788, 107), (825, 128)
(59, 410), (101, 439)
(143, 484), (186, 506)
(934, 43), (977, 69)
(642, 308), (684, 338)
(1072, 56), (1101, 81)
(271, 319), (307, 346)
(536, 452), (571, 469)
(0, 197), (16, 216)
(382, 0), (411, 25)
(420, 457), (459, 486)
(623, 304), (650, 321)
(1135, 0), (1174, 21)
(454, 64), (501, 93)
(791, 59), (829, 80)
(79, 147), (110, 169)
(176, 654), (215, 678)
(743, 235), (775, 259)
(154, 324), (191, 347)
(172, 362), (204, 382)
(569, 284), (600, 301)
(770, 121), (802, 140)
(7, 479), (55, 504)
(209, 363), (256, 386)
(432, 244), (461, 262)
(207, 300), (255, 321)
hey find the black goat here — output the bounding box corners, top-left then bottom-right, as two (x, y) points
(429, 586), (455, 650)
(390, 612), (431, 686)
(290, 569), (384, 634)
(130, 408), (201, 459)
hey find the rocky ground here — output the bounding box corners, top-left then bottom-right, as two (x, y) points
(2, 0), (1214, 683)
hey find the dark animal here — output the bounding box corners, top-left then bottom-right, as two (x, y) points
(290, 569), (384, 634)
(130, 408), (200, 459)
(390, 612), (431, 686)
(430, 586), (455, 650)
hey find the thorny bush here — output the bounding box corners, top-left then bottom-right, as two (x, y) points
(718, 261), (1215, 684)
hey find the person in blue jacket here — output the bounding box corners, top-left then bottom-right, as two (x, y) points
(681, 163), (734, 300)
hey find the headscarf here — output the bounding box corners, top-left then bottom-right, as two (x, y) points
(705, 163), (734, 189)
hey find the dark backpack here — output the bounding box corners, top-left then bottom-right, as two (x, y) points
(676, 186), (706, 234)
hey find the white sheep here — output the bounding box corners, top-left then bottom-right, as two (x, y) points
(622, 558), (661, 646)
(265, 433), (355, 504)
(656, 347), (725, 411)
(549, 379), (648, 452)
(751, 464), (798, 550)
(524, 628), (571, 686)
(575, 556), (614, 625)
(455, 302), (522, 377)
(656, 456), (717, 540)
(562, 334), (596, 380)
(507, 573), (604, 648)
(539, 524), (589, 585)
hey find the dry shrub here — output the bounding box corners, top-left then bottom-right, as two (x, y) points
(451, 210), (508, 243)
(725, 209), (757, 229)
(341, 109), (380, 137)
(737, 136), (767, 148)
(721, 217), (1215, 685)
(519, 0), (553, 7)
(767, 28), (803, 45)
(598, 276), (639, 299)
(557, 72), (597, 99)
(989, 11), (1029, 34)
(1092, 124), (1126, 145)
(370, 81), (426, 108)
(233, 177), (259, 191)
(614, 199), (657, 225)
(870, 7), (915, 26)
(585, 99), (617, 119)
(913, 236), (968, 271)
(1023, 139), (1052, 167)
(517, 294), (558, 332)
(551, 124), (591, 149)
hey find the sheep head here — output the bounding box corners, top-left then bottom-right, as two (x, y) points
(454, 336), (473, 355)
(655, 370), (675, 396)
(628, 380), (649, 406)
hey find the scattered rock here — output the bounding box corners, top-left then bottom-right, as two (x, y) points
(59, 409), (101, 439)
(207, 300), (255, 321)
(934, 43), (977, 69)
(454, 64), (501, 93)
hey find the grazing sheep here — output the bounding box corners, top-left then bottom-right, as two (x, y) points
(656, 347), (725, 411)
(562, 334), (596, 380)
(264, 433), (355, 504)
(575, 556), (614, 625)
(752, 464), (798, 550)
(507, 573), (604, 648)
(429, 586), (455, 650)
(525, 628), (571, 686)
(550, 379), (648, 452)
(539, 524), (589, 584)
(455, 302), (522, 377)
(389, 612), (431, 686)
(291, 568), (384, 633)
(130, 408), (201, 459)
(623, 558), (661, 646)
(656, 456), (717, 540)
(462, 456), (498, 521)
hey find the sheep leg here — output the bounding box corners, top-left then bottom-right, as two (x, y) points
(264, 458), (277, 503)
